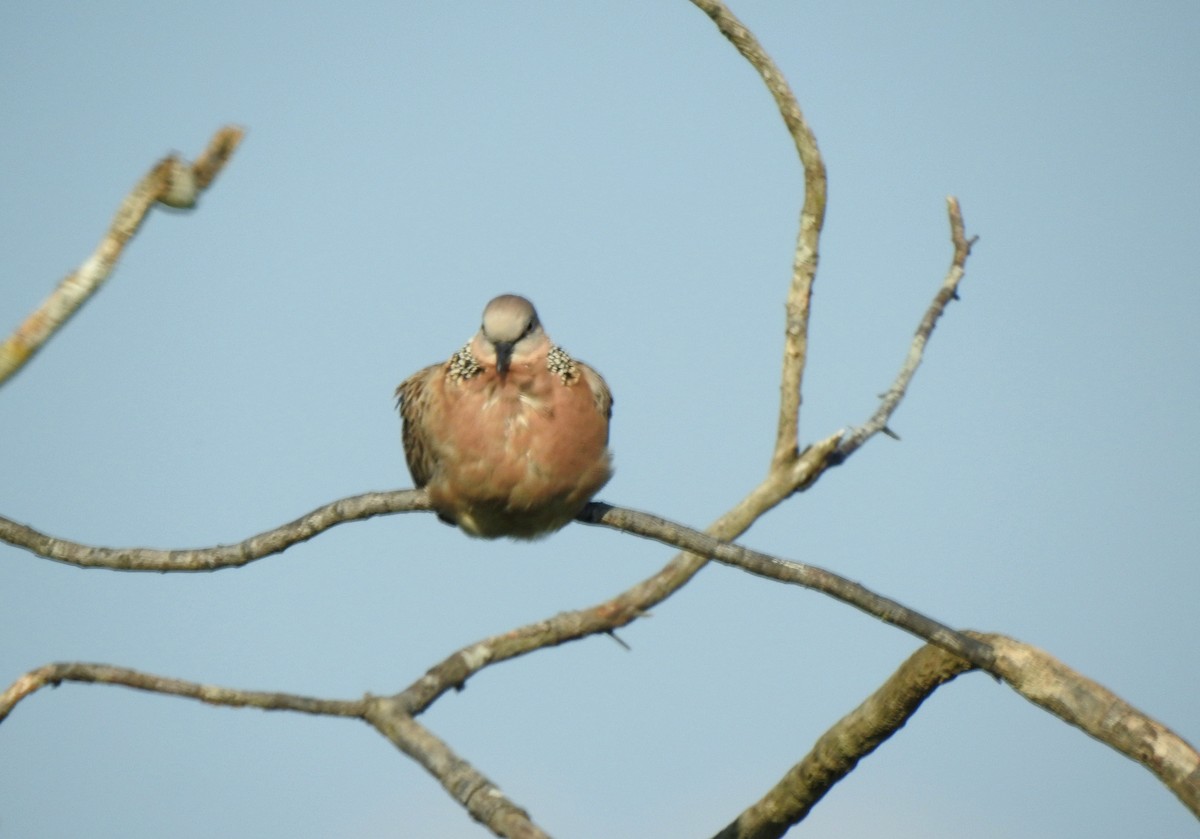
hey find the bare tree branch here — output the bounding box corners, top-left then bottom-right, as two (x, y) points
(712, 641), (976, 838)
(685, 4), (981, 543)
(0, 661), (364, 724)
(578, 503), (994, 669)
(835, 197), (978, 460)
(988, 634), (1200, 819)
(366, 704), (552, 839)
(0, 126), (244, 388)
(0, 490), (429, 571)
(714, 633), (1200, 836)
(689, 0), (827, 470)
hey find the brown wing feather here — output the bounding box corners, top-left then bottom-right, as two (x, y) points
(395, 365), (442, 488)
(578, 362), (613, 422)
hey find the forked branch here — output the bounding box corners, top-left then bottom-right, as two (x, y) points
(714, 633), (1200, 837)
(0, 664), (552, 839)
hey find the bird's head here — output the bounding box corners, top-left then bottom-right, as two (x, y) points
(479, 294), (545, 375)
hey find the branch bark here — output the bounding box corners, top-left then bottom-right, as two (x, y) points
(689, 0), (827, 468)
(989, 634), (1200, 819)
(714, 633), (1200, 837)
(0, 661), (365, 724)
(366, 706), (552, 839)
(0, 126), (244, 388)
(0, 490), (428, 571)
(713, 640), (975, 838)
(577, 502), (994, 669)
(836, 196), (977, 460)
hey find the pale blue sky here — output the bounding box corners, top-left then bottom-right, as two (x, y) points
(2, 3), (1197, 838)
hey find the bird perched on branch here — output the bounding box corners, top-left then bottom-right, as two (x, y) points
(396, 294), (613, 539)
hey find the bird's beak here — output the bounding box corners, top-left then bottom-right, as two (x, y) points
(494, 341), (514, 376)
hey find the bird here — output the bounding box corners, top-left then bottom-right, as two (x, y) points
(396, 294), (613, 539)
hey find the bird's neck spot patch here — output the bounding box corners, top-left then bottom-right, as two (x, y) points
(547, 345), (579, 384)
(448, 344), (483, 382)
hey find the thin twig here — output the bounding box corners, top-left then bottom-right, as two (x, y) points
(836, 197), (977, 460)
(0, 126), (244, 388)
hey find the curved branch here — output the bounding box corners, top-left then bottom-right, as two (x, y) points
(989, 634), (1200, 819)
(0, 661), (365, 724)
(714, 633), (1200, 837)
(0, 126), (244, 388)
(835, 197), (977, 459)
(0, 490), (429, 571)
(689, 0), (828, 468)
(392, 543), (716, 716)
